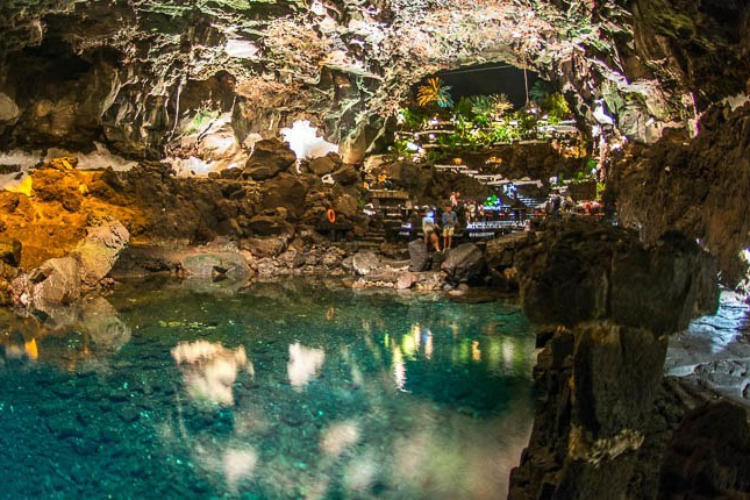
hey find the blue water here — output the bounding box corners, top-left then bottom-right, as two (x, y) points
(0, 279), (536, 499)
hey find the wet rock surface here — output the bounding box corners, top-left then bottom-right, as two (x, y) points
(614, 105), (750, 285)
(508, 220), (734, 500)
(666, 291), (750, 404)
(11, 220), (129, 309)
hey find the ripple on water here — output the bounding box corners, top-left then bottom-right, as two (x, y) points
(0, 279), (537, 499)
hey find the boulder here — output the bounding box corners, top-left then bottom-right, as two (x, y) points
(248, 215), (294, 236)
(396, 272), (419, 290)
(333, 192), (359, 218)
(12, 221), (129, 307)
(261, 174), (308, 218)
(241, 236), (287, 258)
(352, 251), (380, 276)
(308, 153), (341, 176)
(74, 222), (130, 287)
(441, 243), (485, 284)
(244, 139), (296, 180)
(408, 239), (429, 272)
(0, 93), (21, 124)
(180, 251), (252, 281)
(332, 164), (359, 186)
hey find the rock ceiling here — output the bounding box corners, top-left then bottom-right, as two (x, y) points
(0, 0), (748, 159)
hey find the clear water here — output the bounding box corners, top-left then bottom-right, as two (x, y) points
(0, 279), (536, 499)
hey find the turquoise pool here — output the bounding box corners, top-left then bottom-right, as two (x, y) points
(0, 279), (536, 499)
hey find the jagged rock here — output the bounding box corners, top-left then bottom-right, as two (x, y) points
(658, 402), (750, 498)
(248, 215), (294, 237)
(408, 239), (429, 272)
(244, 139), (296, 180)
(12, 221), (129, 307)
(352, 251), (380, 276)
(180, 251), (252, 281)
(261, 174), (308, 219)
(441, 243), (485, 284)
(333, 192), (359, 218)
(241, 237), (287, 258)
(331, 165), (359, 186)
(396, 272), (419, 290)
(308, 153), (341, 176)
(509, 220), (722, 500)
(485, 233), (528, 270)
(515, 221), (719, 335)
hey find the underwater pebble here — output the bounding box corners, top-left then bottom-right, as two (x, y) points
(118, 407), (140, 423)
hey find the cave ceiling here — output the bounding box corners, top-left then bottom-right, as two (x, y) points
(0, 0), (748, 160)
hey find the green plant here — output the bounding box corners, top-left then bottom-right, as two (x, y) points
(538, 93), (572, 123)
(398, 107), (429, 131)
(185, 107), (220, 135)
(471, 94), (513, 120)
(417, 77), (454, 108)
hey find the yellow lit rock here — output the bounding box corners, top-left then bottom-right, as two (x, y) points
(7, 175), (33, 197)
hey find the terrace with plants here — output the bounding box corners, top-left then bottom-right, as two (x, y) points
(390, 76), (582, 164)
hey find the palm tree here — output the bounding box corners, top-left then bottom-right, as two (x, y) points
(417, 77), (454, 108)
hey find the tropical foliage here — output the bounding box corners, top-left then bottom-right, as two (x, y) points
(416, 77), (455, 108)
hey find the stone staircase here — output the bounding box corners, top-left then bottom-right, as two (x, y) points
(355, 227), (386, 251)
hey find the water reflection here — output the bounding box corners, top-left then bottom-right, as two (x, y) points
(287, 342), (325, 390)
(0, 295), (129, 370)
(172, 341), (252, 406)
(0, 280), (536, 499)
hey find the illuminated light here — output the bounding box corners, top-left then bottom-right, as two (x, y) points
(310, 0), (326, 16)
(406, 142), (419, 152)
(287, 343), (325, 391)
(453, 158), (463, 165)
(225, 39), (259, 59)
(502, 340), (515, 368)
(281, 120), (338, 160)
(5, 174), (32, 196)
(392, 346), (406, 391)
(472, 340), (482, 362)
(24, 338), (38, 360)
(424, 332), (433, 360)
(401, 330), (418, 358)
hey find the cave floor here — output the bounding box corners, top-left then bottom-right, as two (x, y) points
(666, 291), (750, 406)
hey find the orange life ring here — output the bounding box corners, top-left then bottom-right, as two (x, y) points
(326, 208), (336, 223)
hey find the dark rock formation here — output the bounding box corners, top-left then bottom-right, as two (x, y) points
(244, 139), (296, 181)
(441, 243), (485, 285)
(614, 105), (750, 286)
(508, 221), (723, 500)
(657, 401), (750, 497)
(408, 239), (429, 272)
(515, 221), (718, 334)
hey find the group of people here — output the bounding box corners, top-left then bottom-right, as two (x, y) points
(421, 204), (459, 253)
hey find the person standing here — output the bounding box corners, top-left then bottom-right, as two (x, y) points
(441, 205), (458, 251)
(422, 208), (441, 252)
(450, 191), (459, 208)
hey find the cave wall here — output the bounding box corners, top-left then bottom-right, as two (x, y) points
(0, 0), (726, 162)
